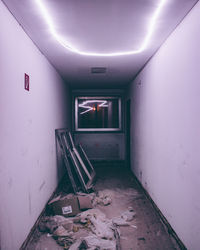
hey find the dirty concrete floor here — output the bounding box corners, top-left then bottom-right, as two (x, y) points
(26, 164), (180, 250)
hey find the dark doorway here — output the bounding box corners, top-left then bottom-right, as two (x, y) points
(126, 99), (131, 169)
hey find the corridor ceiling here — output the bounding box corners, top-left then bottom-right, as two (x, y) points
(3, 0), (198, 88)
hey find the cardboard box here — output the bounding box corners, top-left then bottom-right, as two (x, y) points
(49, 195), (93, 217)
(50, 196), (80, 217)
(78, 196), (93, 210)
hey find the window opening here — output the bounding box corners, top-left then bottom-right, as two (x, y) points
(75, 97), (121, 131)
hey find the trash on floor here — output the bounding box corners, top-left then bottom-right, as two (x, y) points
(39, 215), (74, 233)
(53, 226), (73, 237)
(38, 185), (140, 250)
(54, 235), (75, 249)
(69, 235), (116, 250)
(94, 190), (112, 206)
(38, 216), (76, 248)
(49, 196), (80, 217)
(48, 193), (93, 217)
(68, 239), (85, 250)
(38, 217), (58, 234)
(38, 207), (121, 249)
(112, 217), (131, 226)
(78, 195), (93, 210)
(77, 208), (114, 239)
(27, 165), (179, 250)
(120, 207), (136, 221)
(112, 207), (136, 226)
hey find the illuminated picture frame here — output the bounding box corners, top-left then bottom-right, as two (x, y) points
(75, 96), (122, 132)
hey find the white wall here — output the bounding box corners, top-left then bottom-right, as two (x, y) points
(0, 2), (71, 249)
(74, 133), (125, 160)
(128, 2), (200, 249)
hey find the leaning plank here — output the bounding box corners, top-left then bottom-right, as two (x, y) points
(55, 130), (78, 193)
(55, 128), (96, 193)
(67, 132), (96, 190)
(77, 143), (95, 175)
(61, 132), (89, 192)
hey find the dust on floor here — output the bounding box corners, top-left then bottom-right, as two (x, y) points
(25, 164), (180, 250)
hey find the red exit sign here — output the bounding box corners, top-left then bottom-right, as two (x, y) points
(24, 73), (29, 91)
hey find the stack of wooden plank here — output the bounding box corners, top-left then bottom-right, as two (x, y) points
(55, 129), (96, 193)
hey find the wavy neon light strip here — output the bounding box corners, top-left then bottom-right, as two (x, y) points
(35, 0), (167, 57)
(79, 100), (108, 115)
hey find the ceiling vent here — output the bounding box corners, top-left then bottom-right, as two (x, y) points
(91, 67), (107, 74)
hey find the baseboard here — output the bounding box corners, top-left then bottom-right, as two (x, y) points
(132, 173), (187, 250)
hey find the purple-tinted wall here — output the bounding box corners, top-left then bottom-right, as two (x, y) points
(0, 2), (71, 249)
(127, 2), (200, 249)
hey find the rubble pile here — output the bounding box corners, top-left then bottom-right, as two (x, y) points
(37, 190), (137, 249)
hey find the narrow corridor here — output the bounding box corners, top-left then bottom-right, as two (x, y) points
(1, 0), (200, 249)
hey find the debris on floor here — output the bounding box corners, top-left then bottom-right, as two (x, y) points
(112, 217), (131, 227)
(112, 207), (136, 227)
(38, 204), (123, 249)
(120, 207), (136, 221)
(93, 190), (112, 206)
(78, 195), (94, 210)
(77, 208), (115, 239)
(69, 235), (116, 250)
(39, 216), (74, 233)
(48, 193), (93, 217)
(26, 166), (179, 250)
(53, 226), (73, 237)
(36, 188), (139, 249)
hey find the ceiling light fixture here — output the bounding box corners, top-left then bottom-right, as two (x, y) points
(34, 0), (167, 57)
